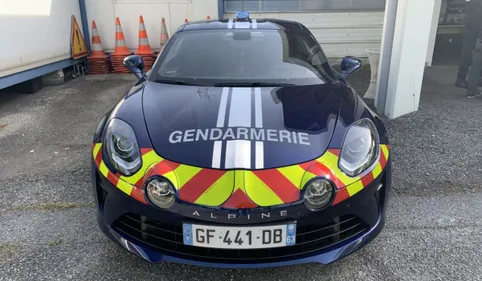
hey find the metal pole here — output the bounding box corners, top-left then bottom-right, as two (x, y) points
(218, 0), (224, 19)
(375, 0), (399, 115)
(78, 0), (91, 52)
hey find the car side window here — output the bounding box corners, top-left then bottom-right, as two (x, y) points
(290, 31), (326, 66)
(289, 31), (336, 82)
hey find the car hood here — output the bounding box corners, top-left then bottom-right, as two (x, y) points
(142, 82), (342, 170)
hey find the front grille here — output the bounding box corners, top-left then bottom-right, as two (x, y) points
(113, 214), (368, 263)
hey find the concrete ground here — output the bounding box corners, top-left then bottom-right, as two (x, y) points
(0, 66), (481, 281)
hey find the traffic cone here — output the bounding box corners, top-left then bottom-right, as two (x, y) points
(135, 15), (155, 71)
(111, 17), (132, 73)
(87, 20), (111, 74)
(160, 17), (169, 50)
(136, 16), (154, 55)
(112, 17), (130, 56)
(89, 21), (107, 59)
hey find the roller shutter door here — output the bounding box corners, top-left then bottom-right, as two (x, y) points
(224, 0), (385, 58)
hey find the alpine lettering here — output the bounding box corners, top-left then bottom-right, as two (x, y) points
(188, 210), (289, 221)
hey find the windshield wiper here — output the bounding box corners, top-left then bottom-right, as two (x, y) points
(213, 82), (295, 87)
(153, 78), (191, 85)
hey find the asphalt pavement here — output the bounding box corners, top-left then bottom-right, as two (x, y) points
(0, 66), (481, 281)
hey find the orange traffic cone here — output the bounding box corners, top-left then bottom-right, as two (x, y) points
(135, 15), (155, 71)
(89, 20), (107, 59)
(136, 16), (154, 55)
(111, 17), (132, 73)
(160, 17), (169, 50)
(87, 20), (111, 74)
(112, 17), (130, 56)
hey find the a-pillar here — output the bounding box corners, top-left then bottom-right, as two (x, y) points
(376, 0), (438, 119)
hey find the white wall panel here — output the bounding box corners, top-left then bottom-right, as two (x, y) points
(426, 0), (442, 67)
(85, 0), (218, 52)
(383, 0), (436, 118)
(225, 11), (384, 58)
(0, 0), (82, 77)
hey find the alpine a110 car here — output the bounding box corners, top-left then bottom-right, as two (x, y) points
(91, 12), (391, 268)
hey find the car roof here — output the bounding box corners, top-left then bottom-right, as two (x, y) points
(179, 18), (306, 32)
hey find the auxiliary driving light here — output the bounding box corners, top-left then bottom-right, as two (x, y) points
(146, 178), (176, 209)
(303, 179), (334, 210)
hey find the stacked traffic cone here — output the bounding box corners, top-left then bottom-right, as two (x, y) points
(110, 17), (132, 73)
(160, 17), (169, 53)
(87, 20), (111, 74)
(135, 16), (155, 71)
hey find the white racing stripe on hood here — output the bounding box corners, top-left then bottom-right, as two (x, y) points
(216, 87), (230, 127)
(225, 140), (251, 169)
(212, 140), (223, 169)
(254, 87), (262, 128)
(254, 87), (264, 169)
(228, 88), (251, 127)
(225, 88), (252, 168)
(212, 87), (265, 169)
(255, 141), (264, 169)
(212, 88), (229, 168)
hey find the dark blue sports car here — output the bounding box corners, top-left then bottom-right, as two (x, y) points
(92, 12), (391, 268)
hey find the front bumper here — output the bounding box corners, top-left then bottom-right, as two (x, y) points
(92, 159), (391, 268)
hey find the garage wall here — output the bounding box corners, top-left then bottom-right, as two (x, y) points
(0, 0), (82, 78)
(225, 11), (384, 59)
(85, 0), (218, 52)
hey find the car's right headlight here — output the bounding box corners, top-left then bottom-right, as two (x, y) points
(339, 119), (379, 177)
(103, 118), (142, 176)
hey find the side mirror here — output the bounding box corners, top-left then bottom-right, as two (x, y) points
(123, 55), (145, 79)
(340, 56), (362, 80)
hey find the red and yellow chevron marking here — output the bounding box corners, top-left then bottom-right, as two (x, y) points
(222, 171), (257, 209)
(92, 143), (390, 208)
(144, 162), (235, 207)
(93, 143), (236, 207)
(332, 145), (390, 205)
(92, 143), (148, 205)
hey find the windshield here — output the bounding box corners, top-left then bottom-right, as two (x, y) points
(149, 29), (338, 86)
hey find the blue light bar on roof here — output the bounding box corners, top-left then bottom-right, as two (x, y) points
(236, 11), (250, 20)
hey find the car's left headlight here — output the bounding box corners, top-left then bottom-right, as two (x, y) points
(339, 119), (379, 177)
(103, 118), (142, 176)
(303, 178), (334, 210)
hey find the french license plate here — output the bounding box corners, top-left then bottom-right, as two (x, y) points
(182, 223), (296, 249)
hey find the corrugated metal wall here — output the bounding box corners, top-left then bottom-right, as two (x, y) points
(224, 0), (386, 12)
(225, 11), (384, 59)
